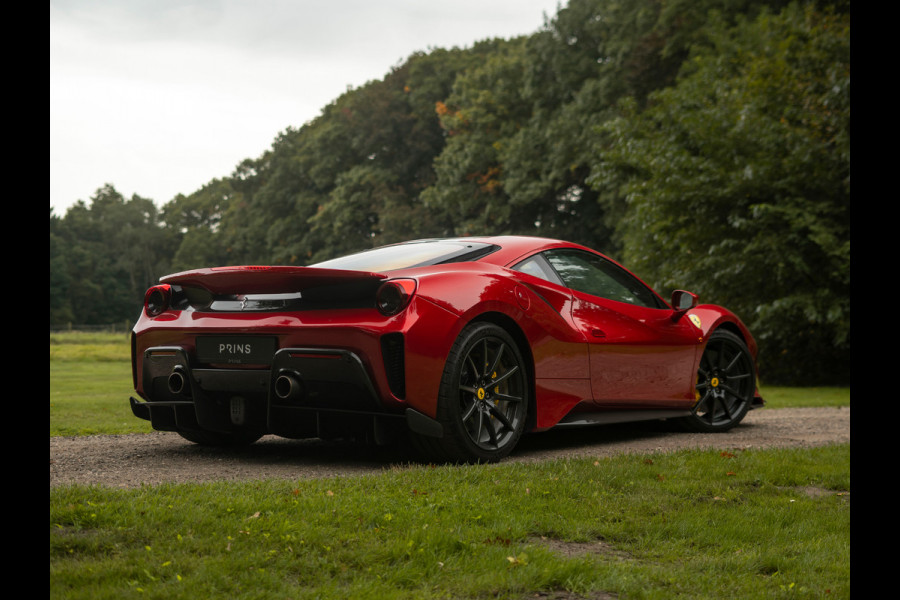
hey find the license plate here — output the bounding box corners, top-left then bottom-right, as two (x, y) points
(196, 336), (276, 365)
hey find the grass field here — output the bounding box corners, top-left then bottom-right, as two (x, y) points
(50, 331), (151, 435)
(50, 332), (851, 598)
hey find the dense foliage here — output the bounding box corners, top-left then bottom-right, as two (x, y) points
(49, 0), (849, 384)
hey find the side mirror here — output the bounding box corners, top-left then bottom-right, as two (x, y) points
(671, 290), (697, 312)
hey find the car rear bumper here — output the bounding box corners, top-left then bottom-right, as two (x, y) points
(133, 343), (394, 434)
(131, 343), (446, 441)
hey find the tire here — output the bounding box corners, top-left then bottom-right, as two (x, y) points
(680, 329), (755, 433)
(420, 322), (529, 463)
(177, 429), (263, 447)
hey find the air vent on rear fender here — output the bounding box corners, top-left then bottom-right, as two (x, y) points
(380, 333), (405, 399)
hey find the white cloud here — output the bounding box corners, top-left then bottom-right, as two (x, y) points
(50, 0), (562, 212)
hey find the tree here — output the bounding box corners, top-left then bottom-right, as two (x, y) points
(49, 208), (75, 324)
(592, 3), (850, 383)
(204, 45), (502, 265)
(421, 0), (793, 251)
(165, 178), (238, 270)
(421, 38), (532, 236)
(50, 185), (170, 326)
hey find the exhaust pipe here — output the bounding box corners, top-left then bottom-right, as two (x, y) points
(274, 372), (304, 401)
(168, 367), (188, 396)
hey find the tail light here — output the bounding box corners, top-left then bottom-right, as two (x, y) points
(144, 284), (172, 317)
(376, 279), (417, 316)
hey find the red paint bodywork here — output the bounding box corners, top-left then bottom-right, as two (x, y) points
(131, 236), (761, 439)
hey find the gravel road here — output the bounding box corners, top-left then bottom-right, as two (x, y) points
(49, 407), (849, 488)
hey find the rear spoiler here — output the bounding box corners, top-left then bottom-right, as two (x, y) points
(161, 266), (388, 295)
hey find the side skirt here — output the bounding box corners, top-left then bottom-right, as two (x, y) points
(554, 409), (693, 428)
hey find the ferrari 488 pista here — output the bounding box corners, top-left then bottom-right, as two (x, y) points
(130, 236), (762, 462)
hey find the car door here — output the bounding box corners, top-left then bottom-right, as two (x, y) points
(542, 249), (702, 407)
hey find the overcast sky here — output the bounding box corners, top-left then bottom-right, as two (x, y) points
(50, 0), (563, 214)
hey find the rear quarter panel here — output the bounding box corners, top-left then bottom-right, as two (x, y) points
(402, 263), (593, 427)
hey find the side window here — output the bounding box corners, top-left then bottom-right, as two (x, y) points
(512, 254), (564, 286)
(543, 249), (664, 309)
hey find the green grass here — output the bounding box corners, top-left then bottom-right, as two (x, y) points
(758, 385), (850, 408)
(50, 330), (130, 363)
(50, 445), (850, 599)
(49, 332), (850, 598)
(50, 331), (151, 435)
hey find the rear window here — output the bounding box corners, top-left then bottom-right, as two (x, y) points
(311, 240), (499, 272)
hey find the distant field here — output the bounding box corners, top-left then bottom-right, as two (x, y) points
(50, 331), (151, 436)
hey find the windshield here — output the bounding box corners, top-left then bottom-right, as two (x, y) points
(311, 240), (499, 272)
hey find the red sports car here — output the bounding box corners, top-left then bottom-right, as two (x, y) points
(130, 236), (762, 462)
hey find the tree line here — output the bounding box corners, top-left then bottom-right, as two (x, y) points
(49, 0), (849, 384)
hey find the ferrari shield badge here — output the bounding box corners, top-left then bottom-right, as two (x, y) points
(688, 314), (702, 329)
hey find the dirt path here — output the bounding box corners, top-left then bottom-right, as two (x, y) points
(49, 407), (849, 488)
